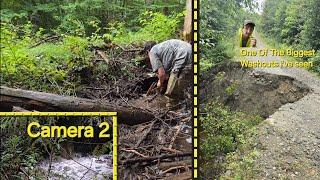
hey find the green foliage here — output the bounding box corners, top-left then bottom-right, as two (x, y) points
(300, 0), (320, 51)
(0, 21), (93, 91)
(200, 101), (263, 177)
(1, 0), (184, 36)
(309, 52), (320, 73)
(222, 149), (260, 179)
(200, 0), (256, 70)
(93, 143), (113, 156)
(1, 21), (46, 89)
(1, 135), (40, 179)
(225, 83), (237, 95)
(261, 0), (320, 74)
(1, 3), (184, 90)
(112, 11), (183, 44)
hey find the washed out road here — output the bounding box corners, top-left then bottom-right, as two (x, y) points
(240, 33), (320, 179)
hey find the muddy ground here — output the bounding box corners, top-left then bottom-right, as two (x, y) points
(1, 43), (192, 179)
(200, 62), (310, 118)
(79, 44), (193, 179)
(242, 34), (320, 179)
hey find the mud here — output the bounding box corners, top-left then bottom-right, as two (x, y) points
(200, 62), (310, 118)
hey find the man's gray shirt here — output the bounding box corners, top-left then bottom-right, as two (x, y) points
(149, 39), (192, 73)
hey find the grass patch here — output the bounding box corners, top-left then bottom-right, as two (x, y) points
(200, 34), (238, 73)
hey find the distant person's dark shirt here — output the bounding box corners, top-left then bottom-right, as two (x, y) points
(242, 39), (248, 47)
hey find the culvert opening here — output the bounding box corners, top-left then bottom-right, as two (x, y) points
(200, 62), (311, 118)
(135, 76), (159, 93)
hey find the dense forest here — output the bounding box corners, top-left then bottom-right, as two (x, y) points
(1, 0), (186, 92)
(261, 0), (320, 73)
(1, 1), (189, 179)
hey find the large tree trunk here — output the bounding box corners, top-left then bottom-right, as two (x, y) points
(0, 86), (154, 125)
(183, 0), (192, 42)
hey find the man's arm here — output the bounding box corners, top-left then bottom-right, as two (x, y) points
(157, 67), (169, 88)
(148, 51), (168, 88)
(250, 36), (257, 47)
(149, 51), (162, 72)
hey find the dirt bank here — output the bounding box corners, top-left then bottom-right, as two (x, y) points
(200, 62), (310, 118)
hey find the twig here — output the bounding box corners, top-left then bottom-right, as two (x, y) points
(114, 44), (125, 51)
(135, 120), (156, 147)
(121, 149), (149, 158)
(161, 165), (191, 174)
(12, 106), (30, 112)
(161, 147), (182, 154)
(41, 140), (53, 180)
(163, 171), (192, 180)
(146, 93), (158, 102)
(80, 157), (93, 180)
(125, 120), (156, 159)
(146, 82), (157, 96)
(30, 35), (59, 48)
(97, 50), (109, 64)
(119, 152), (191, 165)
(124, 48), (143, 52)
(1, 169), (10, 180)
(85, 87), (109, 90)
(180, 117), (191, 122)
(168, 124), (183, 149)
(158, 160), (191, 170)
(19, 167), (31, 180)
(121, 143), (169, 150)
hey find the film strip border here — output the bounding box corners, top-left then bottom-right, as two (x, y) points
(0, 112), (118, 180)
(192, 0), (199, 179)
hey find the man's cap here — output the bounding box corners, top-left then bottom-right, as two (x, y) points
(244, 20), (255, 27)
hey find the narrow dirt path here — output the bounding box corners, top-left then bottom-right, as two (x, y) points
(243, 33), (320, 179)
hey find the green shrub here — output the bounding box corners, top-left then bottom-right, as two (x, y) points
(112, 11), (183, 44)
(0, 135), (40, 179)
(200, 101), (263, 176)
(309, 52), (320, 74)
(1, 20), (94, 91)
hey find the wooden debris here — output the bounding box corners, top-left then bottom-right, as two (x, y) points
(0, 86), (154, 125)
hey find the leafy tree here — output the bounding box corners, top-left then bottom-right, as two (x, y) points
(300, 0), (320, 50)
(200, 0), (256, 68)
(261, 0), (320, 73)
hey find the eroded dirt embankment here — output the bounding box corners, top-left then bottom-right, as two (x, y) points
(200, 62), (310, 118)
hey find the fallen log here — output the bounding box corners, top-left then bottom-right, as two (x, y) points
(12, 106), (30, 112)
(0, 86), (154, 125)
